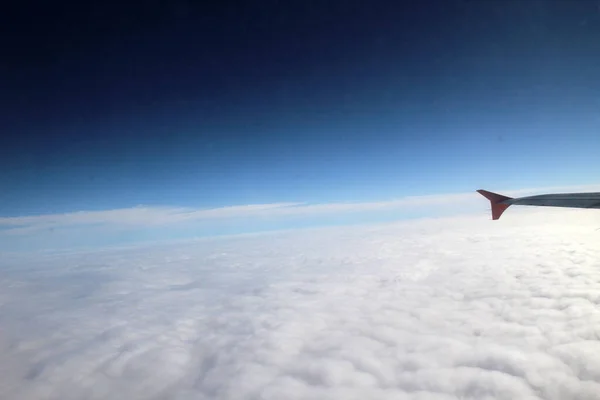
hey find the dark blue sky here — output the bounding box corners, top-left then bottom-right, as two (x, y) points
(2, 0), (600, 217)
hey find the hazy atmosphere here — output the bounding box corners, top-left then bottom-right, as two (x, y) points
(2, 1), (600, 399)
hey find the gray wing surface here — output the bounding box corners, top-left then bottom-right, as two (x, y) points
(507, 192), (600, 209)
(477, 190), (600, 220)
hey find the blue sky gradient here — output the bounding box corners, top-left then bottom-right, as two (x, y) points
(2, 1), (600, 249)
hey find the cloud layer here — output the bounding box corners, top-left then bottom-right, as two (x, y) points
(1, 207), (600, 399)
(3, 183), (600, 237)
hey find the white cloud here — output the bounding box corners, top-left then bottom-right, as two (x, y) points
(0, 203), (303, 235)
(1, 208), (600, 399)
(3, 183), (600, 237)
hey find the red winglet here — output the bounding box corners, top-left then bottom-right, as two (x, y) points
(477, 190), (513, 220)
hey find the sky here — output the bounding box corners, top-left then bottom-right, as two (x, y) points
(2, 209), (600, 399)
(2, 0), (600, 250)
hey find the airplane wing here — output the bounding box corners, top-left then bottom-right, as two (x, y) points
(477, 189), (600, 220)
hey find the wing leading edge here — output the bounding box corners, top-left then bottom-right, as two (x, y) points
(477, 189), (600, 220)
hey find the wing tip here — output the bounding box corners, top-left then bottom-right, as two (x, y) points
(477, 189), (512, 220)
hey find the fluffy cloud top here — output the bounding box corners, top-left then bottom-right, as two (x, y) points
(1, 206), (600, 399)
